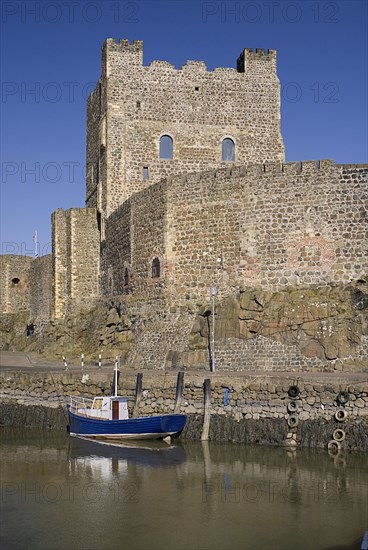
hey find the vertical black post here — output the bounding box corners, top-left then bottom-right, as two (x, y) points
(174, 371), (184, 414)
(201, 378), (211, 441)
(133, 372), (143, 418)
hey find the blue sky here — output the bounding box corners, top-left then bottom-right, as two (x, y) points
(1, 0), (367, 256)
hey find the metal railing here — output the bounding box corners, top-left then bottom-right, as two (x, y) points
(70, 396), (94, 414)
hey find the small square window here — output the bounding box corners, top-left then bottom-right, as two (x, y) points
(143, 167), (149, 180)
(195, 86), (199, 91)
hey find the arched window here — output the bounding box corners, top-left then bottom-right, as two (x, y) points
(222, 138), (235, 162)
(151, 257), (160, 278)
(159, 135), (173, 160)
(11, 277), (20, 287)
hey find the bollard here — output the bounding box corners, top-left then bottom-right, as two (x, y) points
(98, 354), (102, 369)
(81, 354), (84, 369)
(224, 387), (230, 406)
(63, 356), (68, 371)
(201, 378), (211, 441)
(133, 372), (143, 418)
(174, 371), (184, 414)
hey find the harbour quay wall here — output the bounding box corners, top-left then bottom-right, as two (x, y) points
(0, 370), (367, 451)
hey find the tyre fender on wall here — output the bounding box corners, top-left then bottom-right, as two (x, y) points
(333, 429), (346, 442)
(288, 385), (300, 398)
(337, 391), (349, 405)
(335, 409), (347, 422)
(287, 414), (299, 428)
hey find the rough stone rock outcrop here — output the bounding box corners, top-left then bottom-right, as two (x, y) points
(0, 280), (367, 371)
(189, 279), (368, 364)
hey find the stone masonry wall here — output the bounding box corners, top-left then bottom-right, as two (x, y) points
(102, 161), (367, 305)
(0, 371), (367, 449)
(100, 200), (131, 295)
(111, 289), (367, 373)
(166, 160), (368, 301)
(101, 180), (168, 295)
(87, 39), (284, 219)
(29, 254), (53, 323)
(85, 78), (107, 224)
(0, 255), (32, 314)
(52, 209), (68, 319)
(52, 208), (100, 318)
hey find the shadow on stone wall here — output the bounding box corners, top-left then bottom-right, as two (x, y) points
(0, 279), (367, 372)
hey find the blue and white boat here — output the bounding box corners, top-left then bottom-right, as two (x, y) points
(67, 363), (187, 441)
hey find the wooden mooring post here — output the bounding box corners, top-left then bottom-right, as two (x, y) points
(133, 372), (143, 418)
(174, 371), (185, 414)
(201, 378), (211, 441)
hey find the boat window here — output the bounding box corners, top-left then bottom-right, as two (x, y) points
(93, 398), (103, 409)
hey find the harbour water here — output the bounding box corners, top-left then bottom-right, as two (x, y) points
(1, 428), (367, 550)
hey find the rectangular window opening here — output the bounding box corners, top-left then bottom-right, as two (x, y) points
(143, 166), (149, 180)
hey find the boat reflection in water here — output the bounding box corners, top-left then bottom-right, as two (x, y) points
(2, 429), (367, 550)
(68, 435), (186, 478)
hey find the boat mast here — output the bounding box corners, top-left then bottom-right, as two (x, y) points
(114, 356), (119, 397)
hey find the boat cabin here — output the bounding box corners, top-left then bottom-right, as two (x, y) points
(71, 396), (129, 420)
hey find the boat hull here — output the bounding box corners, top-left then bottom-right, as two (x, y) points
(67, 405), (186, 440)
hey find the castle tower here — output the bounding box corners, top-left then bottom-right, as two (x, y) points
(0, 255), (32, 314)
(86, 39), (285, 234)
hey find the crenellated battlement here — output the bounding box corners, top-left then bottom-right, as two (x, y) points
(337, 163), (368, 172)
(237, 47), (277, 72)
(147, 60), (176, 71)
(53, 207), (97, 219)
(105, 37), (143, 51)
(102, 38), (277, 79)
(164, 160), (336, 187)
(180, 60), (208, 72)
(123, 160), (343, 210)
(102, 37), (143, 77)
(145, 59), (240, 76)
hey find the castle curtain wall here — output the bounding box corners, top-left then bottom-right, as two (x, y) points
(165, 161), (368, 301)
(102, 180), (168, 295)
(52, 208), (100, 318)
(101, 161), (367, 304)
(29, 254), (53, 323)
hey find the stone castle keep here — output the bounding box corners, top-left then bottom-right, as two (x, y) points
(1, 38), (367, 371)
